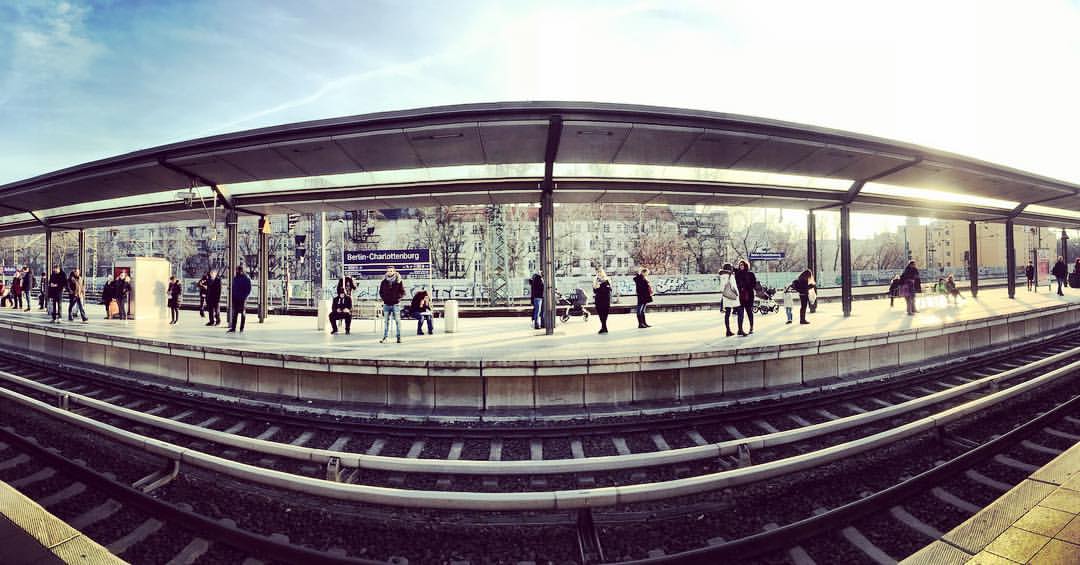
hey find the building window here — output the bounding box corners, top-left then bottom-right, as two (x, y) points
(603, 223), (610, 233)
(474, 241), (483, 252)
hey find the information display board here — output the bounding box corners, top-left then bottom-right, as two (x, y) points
(344, 249), (432, 278)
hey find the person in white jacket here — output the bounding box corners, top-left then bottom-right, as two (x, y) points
(717, 263), (739, 337)
(782, 285), (796, 324)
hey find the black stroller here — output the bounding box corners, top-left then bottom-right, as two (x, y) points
(556, 288), (590, 323)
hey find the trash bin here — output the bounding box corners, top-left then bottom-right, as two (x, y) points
(316, 299), (331, 333)
(444, 299), (459, 333)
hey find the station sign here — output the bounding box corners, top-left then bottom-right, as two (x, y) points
(1, 266), (16, 277)
(748, 252), (785, 261)
(344, 248), (432, 278)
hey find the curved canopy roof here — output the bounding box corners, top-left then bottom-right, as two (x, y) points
(2, 101), (1078, 235)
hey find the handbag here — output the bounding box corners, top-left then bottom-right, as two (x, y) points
(721, 277), (739, 301)
(107, 299), (119, 318)
(808, 288), (817, 303)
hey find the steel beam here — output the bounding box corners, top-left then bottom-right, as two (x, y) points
(539, 117), (563, 335)
(258, 217), (269, 323)
(968, 221), (979, 298)
(158, 159), (234, 209)
(1006, 219), (1016, 299)
(839, 205), (853, 317)
(225, 210), (239, 325)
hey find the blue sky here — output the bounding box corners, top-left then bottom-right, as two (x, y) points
(1, 0), (1079, 186)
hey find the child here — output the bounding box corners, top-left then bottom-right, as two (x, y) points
(888, 275), (901, 307)
(782, 285), (795, 324)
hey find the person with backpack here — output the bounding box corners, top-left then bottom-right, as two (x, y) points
(791, 269), (816, 325)
(734, 260), (757, 336)
(227, 265), (251, 333)
(205, 269), (222, 326)
(379, 266), (406, 343)
(717, 263), (740, 336)
(67, 268), (88, 323)
(593, 269), (612, 334)
(633, 267), (653, 329)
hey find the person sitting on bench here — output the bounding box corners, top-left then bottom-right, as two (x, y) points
(411, 290), (434, 335)
(329, 288), (352, 335)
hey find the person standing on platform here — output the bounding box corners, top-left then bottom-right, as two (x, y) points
(410, 290), (434, 335)
(1025, 262), (1036, 292)
(47, 266), (65, 322)
(67, 268), (88, 323)
(734, 260), (757, 336)
(791, 269), (816, 325)
(38, 270), (47, 310)
(197, 272), (209, 318)
(1072, 259), (1080, 290)
(101, 275), (115, 319)
(227, 266), (251, 333)
(718, 263), (740, 336)
(11, 271), (22, 310)
(887, 274), (902, 307)
(115, 273), (132, 320)
(782, 284), (795, 324)
(1052, 256), (1067, 296)
(529, 273), (544, 330)
(633, 267), (653, 328)
(379, 266), (405, 343)
(900, 260), (921, 315)
(205, 269), (222, 327)
(21, 267), (32, 312)
(593, 269), (612, 334)
(167, 276), (182, 324)
(329, 287), (352, 335)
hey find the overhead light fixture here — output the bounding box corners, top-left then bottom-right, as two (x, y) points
(577, 130), (612, 136)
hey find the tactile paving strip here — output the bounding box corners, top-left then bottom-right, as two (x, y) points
(942, 479), (1057, 554)
(0, 479), (122, 564)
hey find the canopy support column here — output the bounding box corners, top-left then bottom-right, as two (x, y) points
(77, 229), (85, 275)
(806, 211), (818, 313)
(968, 221), (979, 298)
(840, 205), (853, 317)
(258, 216), (269, 323)
(44, 227), (52, 273)
(1006, 219), (1016, 299)
(540, 116), (563, 335)
(225, 210), (239, 327)
(1062, 229), (1070, 266)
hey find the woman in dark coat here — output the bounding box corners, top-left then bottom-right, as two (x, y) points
(791, 269), (816, 324)
(593, 269), (612, 334)
(167, 276), (182, 324)
(900, 260), (921, 315)
(734, 260), (757, 336)
(529, 273), (544, 330)
(633, 267), (653, 328)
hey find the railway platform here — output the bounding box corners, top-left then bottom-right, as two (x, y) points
(904, 437), (1080, 564)
(0, 287), (1078, 413)
(0, 476), (120, 564)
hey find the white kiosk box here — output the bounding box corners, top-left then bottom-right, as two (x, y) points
(113, 257), (170, 321)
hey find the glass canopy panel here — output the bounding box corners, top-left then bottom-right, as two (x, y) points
(1026, 204), (1080, 220)
(227, 163), (546, 195)
(863, 182), (1016, 209)
(553, 163), (853, 191)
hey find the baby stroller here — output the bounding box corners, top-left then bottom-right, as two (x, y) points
(556, 288), (590, 323)
(752, 283), (780, 315)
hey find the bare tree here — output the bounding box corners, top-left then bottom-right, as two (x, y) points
(412, 207), (466, 278)
(632, 231), (687, 274)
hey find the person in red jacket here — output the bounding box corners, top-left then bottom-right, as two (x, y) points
(379, 266), (406, 343)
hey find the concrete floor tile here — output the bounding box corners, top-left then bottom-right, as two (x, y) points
(985, 527), (1051, 563)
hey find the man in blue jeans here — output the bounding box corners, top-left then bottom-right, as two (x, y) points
(379, 266), (405, 343)
(529, 273), (544, 330)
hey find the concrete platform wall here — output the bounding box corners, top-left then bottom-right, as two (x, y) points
(1, 304), (1078, 412)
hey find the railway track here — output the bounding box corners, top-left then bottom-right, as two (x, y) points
(0, 336), (1077, 563)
